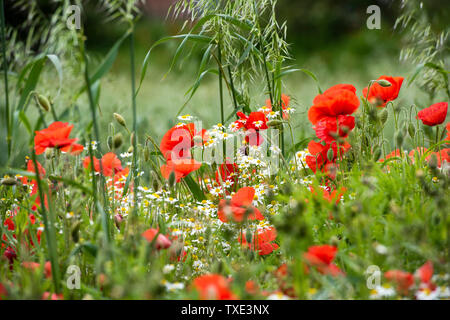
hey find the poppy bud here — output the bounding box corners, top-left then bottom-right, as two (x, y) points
(267, 119), (283, 128)
(340, 125), (350, 134)
(330, 236), (339, 246)
(45, 148), (55, 159)
(107, 136), (113, 150)
(113, 113), (127, 128)
(1, 177), (18, 186)
(394, 131), (403, 148)
(127, 146), (134, 154)
(428, 153), (438, 170)
(35, 94), (51, 112)
(71, 221), (80, 243)
(379, 109), (388, 124)
(168, 171), (176, 188)
(408, 123), (415, 138)
(151, 171), (160, 191)
(376, 79), (392, 87)
(327, 148), (334, 161)
(245, 229), (253, 246)
(113, 133), (123, 149)
(144, 146), (150, 162)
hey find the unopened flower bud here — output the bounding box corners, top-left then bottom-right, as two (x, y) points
(36, 94), (51, 112)
(127, 146), (134, 154)
(408, 123), (415, 138)
(151, 171), (160, 191)
(245, 229), (253, 245)
(267, 119), (283, 128)
(168, 170), (176, 188)
(327, 148), (335, 161)
(379, 109), (388, 124)
(376, 79), (392, 87)
(144, 146), (150, 162)
(340, 125), (350, 134)
(45, 148), (55, 159)
(113, 133), (123, 149)
(1, 177), (18, 186)
(428, 153), (438, 170)
(113, 113), (127, 128)
(130, 132), (136, 146)
(395, 131), (403, 148)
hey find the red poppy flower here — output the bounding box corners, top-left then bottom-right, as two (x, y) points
(426, 148), (450, 168)
(265, 94), (291, 119)
(20, 159), (48, 210)
(239, 226), (279, 255)
(141, 228), (172, 250)
(42, 292), (64, 300)
(309, 186), (346, 204)
(160, 123), (208, 161)
(22, 261), (52, 278)
(20, 159), (46, 185)
(83, 152), (123, 177)
(160, 159), (201, 183)
(305, 140), (350, 175)
(313, 115), (355, 143)
(415, 261), (433, 285)
(446, 122), (450, 140)
(304, 245), (343, 276)
(0, 283), (7, 300)
(215, 163), (239, 184)
(362, 76), (404, 108)
(379, 149), (403, 163)
(192, 274), (237, 300)
(308, 84), (360, 125)
(34, 122), (84, 155)
(417, 102), (448, 126)
(217, 187), (264, 223)
(384, 270), (414, 294)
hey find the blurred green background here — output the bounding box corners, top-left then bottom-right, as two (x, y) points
(1, 0), (448, 166)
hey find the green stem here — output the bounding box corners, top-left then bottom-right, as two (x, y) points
(0, 0), (10, 158)
(31, 149), (60, 292)
(217, 39), (226, 162)
(129, 27), (139, 214)
(227, 66), (238, 115)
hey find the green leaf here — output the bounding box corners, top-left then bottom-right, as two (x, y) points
(137, 34), (213, 95)
(46, 54), (63, 98)
(184, 174), (206, 201)
(75, 31), (129, 100)
(274, 68), (322, 94)
(48, 175), (93, 196)
(16, 56), (46, 111)
(176, 68), (218, 117)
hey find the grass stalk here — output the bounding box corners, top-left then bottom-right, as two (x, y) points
(0, 0), (11, 158)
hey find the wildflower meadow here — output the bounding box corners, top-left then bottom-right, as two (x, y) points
(0, 0), (449, 304)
